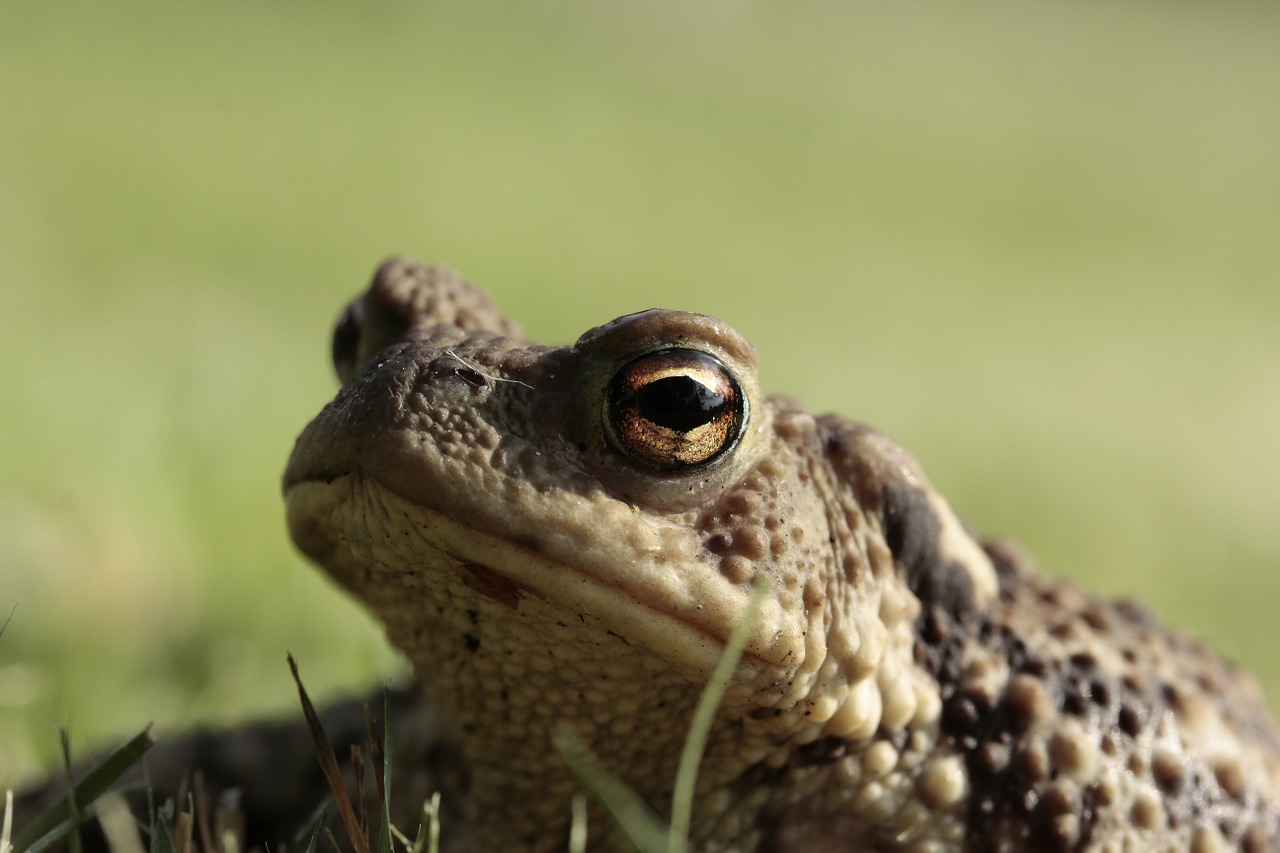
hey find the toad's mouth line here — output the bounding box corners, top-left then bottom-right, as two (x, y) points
(283, 468), (780, 673)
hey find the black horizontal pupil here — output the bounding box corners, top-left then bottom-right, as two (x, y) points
(636, 376), (726, 432)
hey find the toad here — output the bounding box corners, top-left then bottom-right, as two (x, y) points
(283, 258), (1280, 851)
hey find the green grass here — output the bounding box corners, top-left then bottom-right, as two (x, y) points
(1, 0), (1279, 790)
(5, 583), (761, 853)
(553, 579), (767, 853)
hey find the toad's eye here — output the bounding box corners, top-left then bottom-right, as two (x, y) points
(604, 349), (746, 472)
(331, 299), (366, 385)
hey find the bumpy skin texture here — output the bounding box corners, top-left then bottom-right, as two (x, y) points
(284, 258), (1280, 852)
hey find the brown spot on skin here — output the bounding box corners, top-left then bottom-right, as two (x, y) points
(1092, 776), (1117, 807)
(734, 525), (772, 560)
(1048, 722), (1096, 779)
(1006, 674), (1053, 729)
(1015, 740), (1050, 783)
(944, 695), (980, 732)
(1131, 791), (1164, 830)
(1151, 747), (1185, 795)
(802, 578), (825, 610)
(512, 533), (545, 554)
(1198, 669), (1225, 694)
(1046, 813), (1080, 849)
(974, 742), (1010, 778)
(458, 562), (522, 609)
(1037, 780), (1082, 849)
(1190, 824), (1228, 853)
(770, 529), (793, 558)
(720, 555), (754, 584)
(1213, 758), (1247, 801)
(1118, 703), (1146, 736)
(1243, 824), (1268, 853)
(721, 490), (761, 518)
(1049, 620), (1075, 640)
(841, 553), (863, 582)
(1081, 602), (1112, 631)
(1162, 683), (1189, 715)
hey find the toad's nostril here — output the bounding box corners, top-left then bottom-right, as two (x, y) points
(453, 365), (487, 389)
(426, 355), (491, 393)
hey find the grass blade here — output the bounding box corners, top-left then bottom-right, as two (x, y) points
(567, 795), (587, 853)
(3, 790), (14, 853)
(96, 792), (146, 853)
(13, 727), (155, 853)
(0, 604), (15, 641)
(373, 686), (389, 850)
(57, 729), (83, 853)
(303, 806), (328, 853)
(288, 654), (373, 853)
(148, 800), (176, 853)
(369, 689), (394, 853)
(551, 724), (668, 853)
(667, 578), (767, 853)
(411, 792), (441, 853)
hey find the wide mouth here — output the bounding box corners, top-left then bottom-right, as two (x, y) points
(284, 465), (786, 675)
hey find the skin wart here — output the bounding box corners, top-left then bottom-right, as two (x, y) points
(283, 258), (1280, 852)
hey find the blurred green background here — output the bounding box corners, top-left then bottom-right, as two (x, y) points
(2, 2), (1278, 786)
